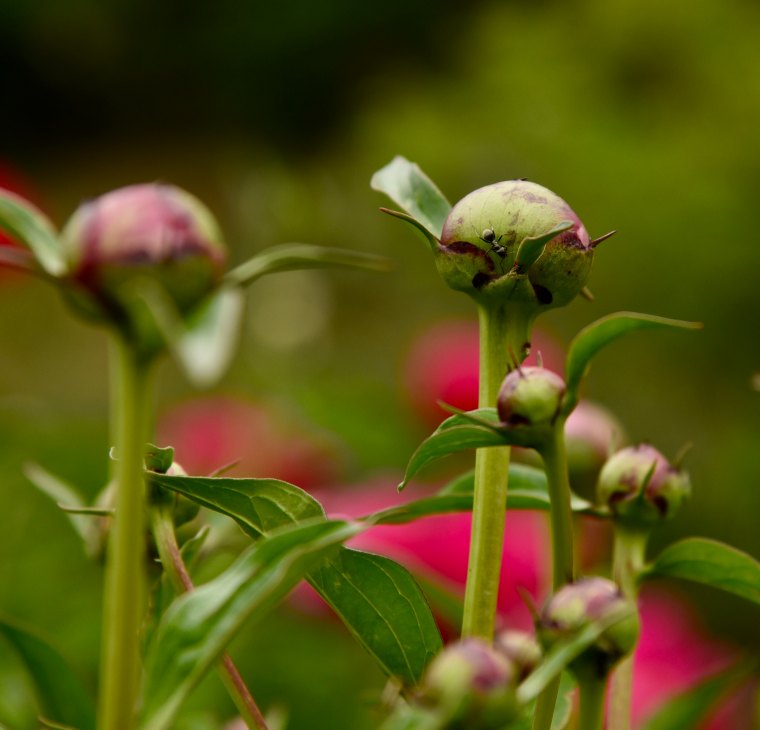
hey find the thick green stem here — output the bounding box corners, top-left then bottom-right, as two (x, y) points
(150, 504), (268, 730)
(98, 337), (155, 730)
(577, 674), (608, 730)
(608, 528), (648, 730)
(462, 303), (531, 640)
(531, 422), (576, 730)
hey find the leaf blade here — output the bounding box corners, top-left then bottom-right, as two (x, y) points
(370, 156), (451, 239)
(643, 537), (760, 604)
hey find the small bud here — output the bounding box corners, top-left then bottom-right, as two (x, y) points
(597, 444), (691, 525)
(497, 366), (566, 430)
(539, 577), (639, 677)
(61, 183), (226, 347)
(422, 638), (518, 728)
(494, 630), (542, 681)
(437, 180), (593, 310)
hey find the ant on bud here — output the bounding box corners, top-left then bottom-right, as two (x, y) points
(480, 228), (507, 256)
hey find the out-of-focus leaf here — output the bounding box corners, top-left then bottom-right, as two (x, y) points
(516, 604), (636, 704)
(144, 444), (175, 473)
(310, 549), (442, 682)
(23, 462), (91, 543)
(225, 243), (390, 288)
(643, 538), (760, 604)
(641, 662), (754, 730)
(0, 616), (95, 730)
(371, 156), (451, 239)
(149, 473), (443, 685)
(140, 519), (362, 730)
(512, 673), (576, 730)
(564, 312), (702, 414)
(0, 190), (66, 276)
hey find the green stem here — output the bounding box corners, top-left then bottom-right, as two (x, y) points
(608, 527), (648, 730)
(462, 303), (531, 640)
(150, 504), (268, 730)
(98, 337), (155, 730)
(531, 422), (576, 730)
(577, 673), (608, 730)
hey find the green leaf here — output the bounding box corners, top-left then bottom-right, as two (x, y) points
(149, 473), (443, 685)
(144, 443), (175, 473)
(512, 673), (575, 730)
(564, 312), (702, 414)
(370, 156), (451, 239)
(309, 548), (442, 682)
(377, 207), (439, 250)
(0, 190), (66, 276)
(516, 604), (636, 704)
(225, 243), (390, 288)
(641, 662), (754, 730)
(643, 537), (760, 604)
(140, 519), (362, 730)
(0, 616), (95, 730)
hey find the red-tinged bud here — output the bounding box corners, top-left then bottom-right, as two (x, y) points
(494, 630), (542, 681)
(597, 444), (691, 526)
(497, 366), (566, 430)
(539, 577), (639, 678)
(422, 638), (519, 728)
(61, 183), (226, 349)
(437, 180), (594, 311)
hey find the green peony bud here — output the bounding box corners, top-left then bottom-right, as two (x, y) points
(596, 444), (691, 526)
(422, 638), (518, 728)
(539, 577), (639, 679)
(497, 366), (566, 435)
(494, 630), (542, 682)
(437, 180), (595, 310)
(61, 183), (226, 350)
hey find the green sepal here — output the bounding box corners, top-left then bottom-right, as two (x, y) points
(370, 156), (451, 239)
(379, 207), (439, 250)
(513, 220), (573, 273)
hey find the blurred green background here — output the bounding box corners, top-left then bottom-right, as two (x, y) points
(1, 0), (760, 727)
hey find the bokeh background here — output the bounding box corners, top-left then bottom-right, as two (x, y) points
(1, 0), (759, 727)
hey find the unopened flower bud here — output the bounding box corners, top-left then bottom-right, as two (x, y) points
(437, 181), (593, 310)
(494, 630), (542, 681)
(539, 577), (639, 677)
(497, 366), (566, 432)
(597, 444), (691, 525)
(422, 638), (518, 728)
(61, 183), (226, 347)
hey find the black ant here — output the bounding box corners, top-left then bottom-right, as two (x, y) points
(479, 228), (507, 256)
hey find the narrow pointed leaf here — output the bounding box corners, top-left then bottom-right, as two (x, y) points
(371, 156), (451, 238)
(514, 220), (573, 273)
(225, 243), (390, 288)
(0, 190), (66, 276)
(24, 463), (92, 543)
(149, 473), (442, 685)
(641, 662), (754, 730)
(0, 244), (41, 273)
(379, 207), (439, 250)
(0, 616), (95, 730)
(564, 312), (702, 414)
(140, 519), (362, 730)
(643, 538), (760, 604)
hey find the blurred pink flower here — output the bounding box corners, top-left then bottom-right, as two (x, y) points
(157, 395), (342, 489)
(402, 320), (564, 428)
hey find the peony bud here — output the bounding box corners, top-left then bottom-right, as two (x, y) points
(61, 183), (226, 348)
(437, 180), (594, 310)
(422, 638), (518, 728)
(596, 444), (691, 526)
(494, 630), (542, 681)
(539, 577), (639, 678)
(497, 366), (566, 431)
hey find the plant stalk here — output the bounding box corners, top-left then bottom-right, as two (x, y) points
(150, 504), (268, 730)
(462, 303), (530, 640)
(98, 337), (155, 730)
(531, 420), (576, 730)
(608, 527), (648, 730)
(577, 674), (608, 730)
